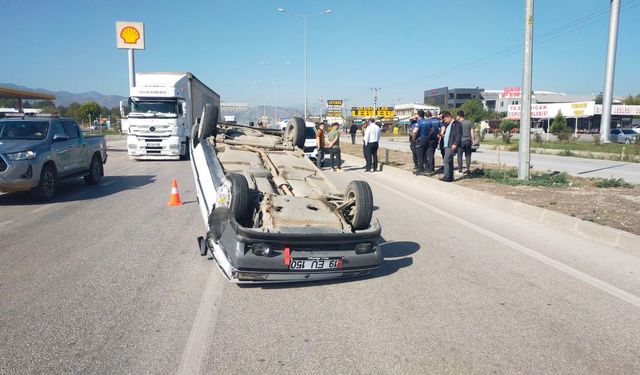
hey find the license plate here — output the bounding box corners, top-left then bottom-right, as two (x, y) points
(146, 143), (161, 147)
(289, 258), (342, 270)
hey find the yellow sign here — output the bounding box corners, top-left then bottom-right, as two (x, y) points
(351, 106), (394, 119)
(116, 21), (145, 49)
(327, 100), (343, 106)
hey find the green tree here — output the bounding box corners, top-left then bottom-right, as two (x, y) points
(549, 110), (571, 142)
(498, 119), (518, 143)
(78, 102), (101, 125)
(457, 98), (488, 123)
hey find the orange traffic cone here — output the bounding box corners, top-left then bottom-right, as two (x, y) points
(167, 178), (183, 206)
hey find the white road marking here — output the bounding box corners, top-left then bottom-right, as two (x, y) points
(177, 271), (225, 375)
(361, 173), (640, 308)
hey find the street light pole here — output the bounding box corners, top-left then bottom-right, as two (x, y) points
(518, 0), (534, 180)
(600, 0), (621, 143)
(278, 8), (332, 120)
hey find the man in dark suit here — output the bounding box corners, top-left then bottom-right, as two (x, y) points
(440, 111), (462, 182)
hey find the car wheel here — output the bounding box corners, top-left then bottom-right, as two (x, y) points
(625, 138), (631, 144)
(180, 138), (191, 160)
(343, 180), (374, 231)
(285, 117), (306, 149)
(217, 173), (251, 226)
(84, 154), (102, 185)
(198, 103), (218, 140)
(31, 164), (57, 201)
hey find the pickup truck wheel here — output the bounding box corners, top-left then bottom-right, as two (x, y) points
(31, 165), (57, 201)
(84, 154), (102, 185)
(285, 117), (306, 149)
(217, 173), (250, 227)
(343, 180), (373, 231)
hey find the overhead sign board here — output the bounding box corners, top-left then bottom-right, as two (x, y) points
(508, 101), (599, 120)
(351, 106), (395, 119)
(116, 21), (145, 49)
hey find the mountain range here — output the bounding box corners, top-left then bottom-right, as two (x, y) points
(1, 83), (126, 108)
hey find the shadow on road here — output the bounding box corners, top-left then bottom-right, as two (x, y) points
(0, 175), (156, 206)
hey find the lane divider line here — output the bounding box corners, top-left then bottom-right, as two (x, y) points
(359, 172), (640, 308)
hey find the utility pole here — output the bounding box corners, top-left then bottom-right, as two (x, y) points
(371, 87), (380, 120)
(274, 71), (278, 125)
(600, 0), (621, 143)
(518, 0), (534, 180)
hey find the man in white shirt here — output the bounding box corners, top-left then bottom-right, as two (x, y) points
(363, 117), (381, 172)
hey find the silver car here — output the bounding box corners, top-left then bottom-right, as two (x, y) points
(610, 128), (639, 144)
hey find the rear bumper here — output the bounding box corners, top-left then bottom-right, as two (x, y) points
(208, 219), (383, 284)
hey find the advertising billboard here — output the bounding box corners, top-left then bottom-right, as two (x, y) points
(116, 21), (145, 49)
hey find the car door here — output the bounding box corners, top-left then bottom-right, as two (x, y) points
(610, 129), (619, 143)
(50, 121), (75, 175)
(62, 121), (85, 172)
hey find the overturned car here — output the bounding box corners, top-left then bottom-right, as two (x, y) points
(189, 104), (382, 283)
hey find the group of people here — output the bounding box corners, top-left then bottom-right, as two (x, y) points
(315, 122), (344, 172)
(314, 117), (382, 173)
(410, 110), (476, 182)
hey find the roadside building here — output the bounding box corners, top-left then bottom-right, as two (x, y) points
(424, 87), (484, 109)
(394, 103), (440, 128)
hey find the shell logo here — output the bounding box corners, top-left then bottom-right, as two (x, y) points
(120, 26), (140, 44)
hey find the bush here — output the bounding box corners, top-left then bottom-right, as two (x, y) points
(533, 132), (543, 143)
(594, 178), (633, 188)
(549, 111), (572, 142)
(558, 149), (575, 157)
(592, 133), (601, 146)
(480, 168), (570, 187)
(499, 119), (518, 144)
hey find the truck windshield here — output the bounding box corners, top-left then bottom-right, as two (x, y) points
(129, 99), (177, 117)
(0, 121), (49, 140)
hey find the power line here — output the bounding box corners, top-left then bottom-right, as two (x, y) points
(369, 0), (638, 93)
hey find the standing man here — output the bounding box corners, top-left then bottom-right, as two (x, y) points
(315, 123), (326, 169)
(363, 117), (381, 172)
(424, 111), (441, 175)
(412, 110), (429, 175)
(441, 111), (462, 182)
(456, 110), (476, 174)
(409, 114), (419, 171)
(327, 122), (343, 171)
(349, 121), (358, 145)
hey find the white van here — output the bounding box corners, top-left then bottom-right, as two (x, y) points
(302, 122), (318, 160)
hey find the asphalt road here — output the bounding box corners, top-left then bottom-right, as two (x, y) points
(1, 139), (639, 374)
(348, 136), (640, 184)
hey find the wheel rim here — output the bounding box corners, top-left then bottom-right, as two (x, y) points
(42, 171), (54, 196)
(217, 181), (232, 209)
(344, 191), (357, 222)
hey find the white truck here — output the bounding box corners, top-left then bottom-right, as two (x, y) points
(121, 72), (220, 160)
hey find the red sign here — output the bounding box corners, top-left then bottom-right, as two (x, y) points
(503, 87), (521, 98)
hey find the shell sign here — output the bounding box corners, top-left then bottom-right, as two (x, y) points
(116, 21), (144, 49)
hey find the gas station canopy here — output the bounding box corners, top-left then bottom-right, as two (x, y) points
(0, 86), (55, 111)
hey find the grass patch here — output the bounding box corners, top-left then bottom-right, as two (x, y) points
(482, 139), (635, 154)
(477, 168), (570, 187)
(593, 178), (634, 189)
(558, 149), (575, 157)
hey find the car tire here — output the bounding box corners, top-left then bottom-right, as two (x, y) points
(285, 117), (306, 149)
(344, 180), (374, 231)
(180, 138), (190, 160)
(625, 138), (631, 144)
(198, 103), (218, 140)
(31, 164), (57, 201)
(84, 154), (102, 185)
(218, 173), (251, 227)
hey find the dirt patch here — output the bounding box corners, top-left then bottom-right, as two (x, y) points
(339, 143), (640, 236)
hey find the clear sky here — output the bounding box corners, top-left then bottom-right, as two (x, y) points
(1, 0), (639, 110)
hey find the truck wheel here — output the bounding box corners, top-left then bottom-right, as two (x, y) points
(343, 180), (374, 231)
(31, 164), (57, 201)
(198, 103), (218, 140)
(180, 138), (191, 160)
(216, 173), (251, 226)
(285, 117), (306, 149)
(84, 154), (102, 185)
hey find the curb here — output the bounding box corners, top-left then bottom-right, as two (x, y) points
(341, 153), (640, 254)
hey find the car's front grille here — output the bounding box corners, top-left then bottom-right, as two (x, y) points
(0, 156), (7, 173)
